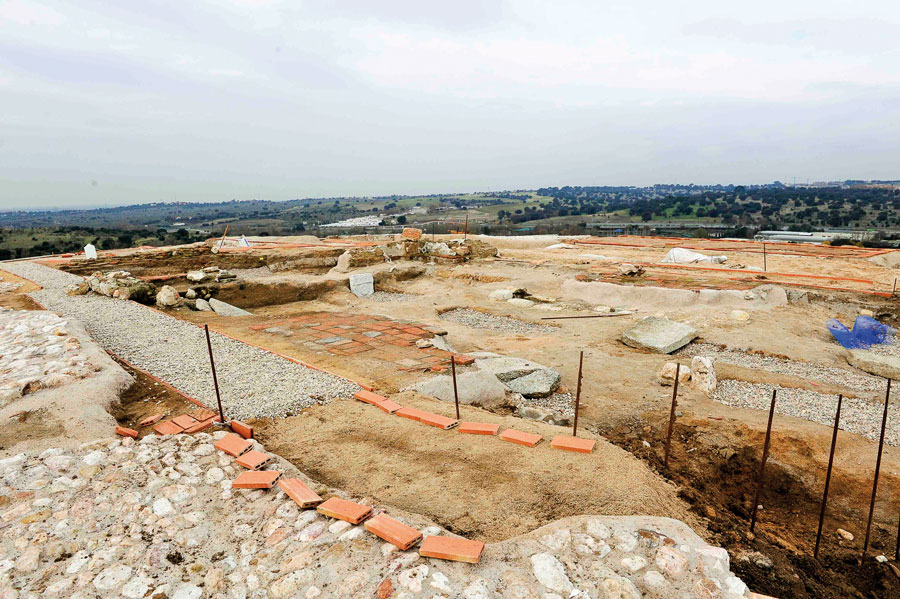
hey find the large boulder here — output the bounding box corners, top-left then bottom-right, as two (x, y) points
(155, 285), (180, 308)
(846, 350), (900, 380)
(186, 270), (208, 283)
(208, 298), (252, 316)
(506, 368), (561, 398)
(195, 298), (212, 312)
(621, 317), (698, 354)
(414, 370), (509, 409)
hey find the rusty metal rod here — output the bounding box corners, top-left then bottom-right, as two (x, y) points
(451, 356), (460, 420)
(204, 324), (226, 424)
(763, 242), (767, 272)
(895, 506), (900, 562)
(750, 389), (777, 532)
(862, 378), (891, 560)
(893, 278), (897, 296)
(573, 351), (584, 437)
(663, 363), (680, 468)
(815, 394), (843, 559)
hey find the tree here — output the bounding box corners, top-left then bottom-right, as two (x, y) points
(397, 215), (407, 225)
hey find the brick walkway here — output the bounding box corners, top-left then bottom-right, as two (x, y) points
(250, 312), (455, 371)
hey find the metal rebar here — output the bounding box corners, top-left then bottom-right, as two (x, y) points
(451, 356), (460, 420)
(862, 378), (891, 560)
(895, 507), (900, 562)
(204, 324), (226, 423)
(763, 242), (767, 272)
(750, 389), (777, 532)
(573, 351), (584, 437)
(893, 278), (897, 296)
(815, 394), (843, 559)
(663, 363), (680, 468)
(540, 312), (631, 321)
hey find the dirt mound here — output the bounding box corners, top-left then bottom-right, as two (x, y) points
(255, 392), (698, 543)
(867, 250), (900, 269)
(563, 280), (788, 311)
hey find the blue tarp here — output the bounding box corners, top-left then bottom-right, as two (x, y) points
(827, 315), (895, 349)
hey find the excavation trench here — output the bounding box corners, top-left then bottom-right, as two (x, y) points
(598, 412), (900, 599)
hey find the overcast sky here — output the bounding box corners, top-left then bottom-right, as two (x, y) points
(1, 1), (899, 209)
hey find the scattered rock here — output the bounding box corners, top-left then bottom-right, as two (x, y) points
(690, 356), (717, 394)
(195, 298), (212, 311)
(731, 310), (750, 322)
(658, 362), (691, 386)
(836, 528), (854, 541)
(507, 298), (535, 308)
(402, 228), (423, 241)
(489, 289), (515, 301)
(618, 263), (645, 276)
(622, 317), (698, 354)
(155, 285), (180, 308)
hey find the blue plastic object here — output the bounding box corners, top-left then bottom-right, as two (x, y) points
(827, 316), (895, 349)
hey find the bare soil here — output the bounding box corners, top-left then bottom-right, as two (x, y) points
(254, 391), (699, 543)
(0, 269), (42, 310)
(109, 361), (205, 437)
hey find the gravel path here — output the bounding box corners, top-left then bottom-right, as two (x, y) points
(712, 379), (899, 446)
(439, 308), (557, 335)
(678, 342), (882, 393)
(0, 262), (359, 419)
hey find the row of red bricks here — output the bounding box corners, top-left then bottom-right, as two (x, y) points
(116, 413), (484, 563)
(354, 389), (597, 454)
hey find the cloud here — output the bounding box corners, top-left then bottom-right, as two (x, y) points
(302, 0), (508, 30)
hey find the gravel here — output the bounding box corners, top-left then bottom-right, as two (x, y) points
(677, 342), (882, 393)
(439, 308), (557, 335)
(369, 291), (418, 303)
(712, 379), (899, 446)
(517, 392), (576, 418)
(0, 261), (360, 420)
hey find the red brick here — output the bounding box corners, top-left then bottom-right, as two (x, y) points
(236, 450), (273, 470)
(316, 497), (373, 524)
(550, 435), (596, 453)
(395, 407), (429, 422)
(278, 478), (323, 508)
(376, 579), (393, 599)
(215, 433), (252, 457)
(364, 514), (423, 550)
(232, 470), (282, 489)
(355, 389), (388, 406)
(171, 414), (198, 429)
(419, 535), (485, 563)
(138, 413), (164, 427)
(458, 422), (500, 435)
(418, 412), (458, 430)
(375, 399), (402, 414)
(183, 416), (219, 434)
(499, 429), (543, 447)
(153, 421), (183, 436)
(230, 420), (254, 439)
(115, 426), (138, 438)
(190, 408), (217, 421)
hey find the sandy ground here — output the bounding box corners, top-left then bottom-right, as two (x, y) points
(0, 268), (41, 310)
(254, 391), (698, 543)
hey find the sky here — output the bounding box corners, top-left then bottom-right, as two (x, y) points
(1, 1), (899, 209)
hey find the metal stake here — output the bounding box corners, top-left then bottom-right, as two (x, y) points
(663, 363), (680, 468)
(815, 394), (843, 559)
(451, 356), (460, 420)
(893, 278), (897, 296)
(862, 379), (891, 560)
(750, 389), (777, 532)
(464, 214), (468, 241)
(204, 324), (226, 423)
(763, 243), (767, 272)
(573, 351), (584, 437)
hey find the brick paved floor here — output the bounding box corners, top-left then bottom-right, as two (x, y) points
(249, 312), (455, 371)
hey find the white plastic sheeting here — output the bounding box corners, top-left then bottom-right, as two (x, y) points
(661, 247), (726, 265)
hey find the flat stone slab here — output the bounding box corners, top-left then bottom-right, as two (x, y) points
(621, 316), (698, 354)
(208, 298), (252, 317)
(846, 349), (900, 380)
(349, 273), (374, 297)
(474, 356), (545, 382)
